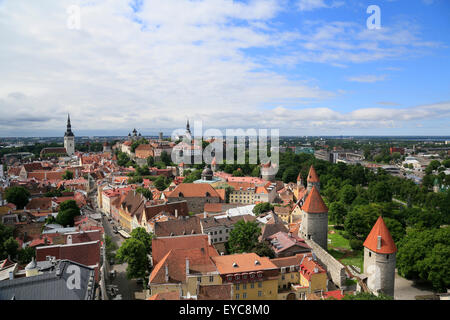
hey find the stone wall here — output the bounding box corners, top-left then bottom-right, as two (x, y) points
(305, 239), (347, 288)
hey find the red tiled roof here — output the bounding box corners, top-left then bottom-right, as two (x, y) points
(323, 290), (344, 300)
(301, 186), (328, 213)
(148, 291), (181, 300)
(363, 216), (397, 254)
(212, 253), (277, 274)
(167, 183), (220, 198)
(307, 166), (320, 183)
(203, 203), (223, 213)
(152, 234), (218, 266)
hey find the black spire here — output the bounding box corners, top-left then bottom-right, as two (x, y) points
(65, 114), (74, 137)
(186, 119), (191, 134)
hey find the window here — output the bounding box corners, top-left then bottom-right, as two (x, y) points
(235, 284), (240, 290)
(369, 252), (372, 257)
(282, 275), (285, 280)
(386, 254), (389, 260)
(258, 291), (262, 297)
(197, 277), (202, 283)
(219, 230), (222, 234)
(209, 276), (214, 282)
(243, 283), (247, 289)
(258, 282), (262, 288)
(251, 283), (255, 289)
(243, 293), (247, 299)
(219, 237), (222, 241)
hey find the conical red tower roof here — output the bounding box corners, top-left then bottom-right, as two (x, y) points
(363, 216), (397, 254)
(302, 186), (328, 213)
(307, 166), (320, 183)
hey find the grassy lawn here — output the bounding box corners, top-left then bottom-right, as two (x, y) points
(341, 251), (364, 273)
(328, 226), (351, 250)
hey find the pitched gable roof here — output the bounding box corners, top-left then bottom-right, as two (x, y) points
(301, 186), (328, 213)
(167, 183), (220, 198)
(363, 216), (397, 254)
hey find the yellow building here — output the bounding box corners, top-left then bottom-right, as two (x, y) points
(211, 252), (279, 300)
(271, 253), (328, 300)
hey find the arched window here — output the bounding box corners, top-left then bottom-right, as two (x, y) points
(178, 192), (184, 197)
(206, 192), (211, 197)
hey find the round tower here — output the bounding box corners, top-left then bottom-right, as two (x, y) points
(363, 216), (397, 297)
(260, 160), (277, 182)
(300, 186), (328, 250)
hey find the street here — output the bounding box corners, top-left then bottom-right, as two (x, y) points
(90, 192), (144, 300)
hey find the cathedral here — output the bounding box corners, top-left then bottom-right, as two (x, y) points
(64, 114), (75, 156)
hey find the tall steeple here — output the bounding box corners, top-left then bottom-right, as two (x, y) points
(186, 119), (191, 134)
(65, 114), (74, 137)
(64, 113), (75, 156)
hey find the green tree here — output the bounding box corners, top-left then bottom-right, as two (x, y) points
(368, 181), (392, 203)
(282, 167), (298, 183)
(130, 227), (153, 254)
(339, 184), (357, 205)
(251, 166), (260, 177)
(232, 169), (244, 177)
(397, 227), (449, 292)
(160, 151), (172, 166)
(154, 175), (168, 191)
(4, 237), (18, 259)
(136, 187), (153, 200)
(17, 246), (36, 264)
(0, 223), (14, 259)
(252, 241), (275, 259)
(116, 238), (149, 280)
(328, 201), (347, 226)
(5, 186), (31, 209)
(383, 217), (405, 243)
(342, 292), (393, 300)
(62, 170), (74, 180)
(252, 202), (274, 216)
(147, 156), (155, 167)
(344, 204), (379, 240)
(227, 221), (261, 254)
(55, 200), (80, 227)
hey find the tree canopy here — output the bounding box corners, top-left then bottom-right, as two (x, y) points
(5, 186), (30, 209)
(227, 220), (261, 254)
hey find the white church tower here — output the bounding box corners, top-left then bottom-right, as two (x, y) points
(64, 114), (75, 156)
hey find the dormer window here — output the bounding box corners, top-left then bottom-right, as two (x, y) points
(178, 192), (184, 197)
(232, 262), (238, 268)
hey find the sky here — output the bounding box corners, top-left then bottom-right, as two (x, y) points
(0, 0), (449, 137)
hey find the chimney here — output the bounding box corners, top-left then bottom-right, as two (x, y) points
(186, 258), (190, 275)
(165, 264), (169, 282)
(377, 235), (382, 250)
(9, 271), (14, 280)
(175, 209), (178, 218)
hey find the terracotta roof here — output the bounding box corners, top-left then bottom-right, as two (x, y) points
(148, 291), (181, 300)
(26, 197), (52, 210)
(135, 144), (152, 151)
(167, 183), (221, 198)
(198, 284), (232, 300)
(307, 165), (320, 183)
(143, 201), (189, 222)
(216, 189), (226, 202)
(301, 186), (328, 213)
(152, 234), (218, 266)
(203, 203), (223, 213)
(154, 216), (202, 237)
(323, 290), (345, 300)
(363, 216), (397, 254)
(212, 253), (277, 274)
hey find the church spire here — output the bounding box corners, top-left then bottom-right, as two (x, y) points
(65, 113), (74, 137)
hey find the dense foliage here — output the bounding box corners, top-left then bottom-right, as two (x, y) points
(5, 186), (30, 209)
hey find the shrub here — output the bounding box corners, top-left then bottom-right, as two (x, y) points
(350, 239), (363, 251)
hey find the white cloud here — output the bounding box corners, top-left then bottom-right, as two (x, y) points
(297, 0), (343, 11)
(347, 75), (387, 83)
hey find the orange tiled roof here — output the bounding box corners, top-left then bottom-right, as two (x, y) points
(212, 252), (277, 274)
(301, 186), (328, 213)
(307, 165), (320, 183)
(363, 216), (397, 254)
(167, 183), (220, 198)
